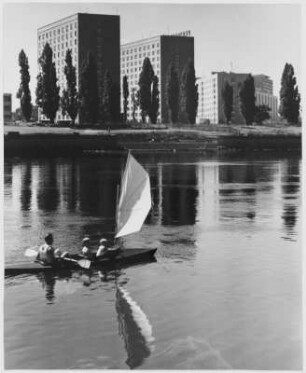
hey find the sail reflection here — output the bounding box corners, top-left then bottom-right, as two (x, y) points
(116, 285), (154, 369)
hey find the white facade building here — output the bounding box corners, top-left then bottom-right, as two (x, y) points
(38, 14), (79, 122)
(121, 36), (161, 122)
(197, 72), (279, 124)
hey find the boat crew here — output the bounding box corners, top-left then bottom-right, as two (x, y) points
(81, 237), (92, 258)
(96, 238), (108, 258)
(36, 233), (57, 265)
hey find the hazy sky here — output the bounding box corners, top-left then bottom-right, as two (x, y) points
(3, 2), (301, 110)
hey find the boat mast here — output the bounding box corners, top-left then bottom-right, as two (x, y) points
(115, 150), (131, 240)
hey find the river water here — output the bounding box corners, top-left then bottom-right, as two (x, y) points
(4, 152), (302, 370)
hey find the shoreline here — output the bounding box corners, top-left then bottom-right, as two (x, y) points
(4, 124), (301, 156)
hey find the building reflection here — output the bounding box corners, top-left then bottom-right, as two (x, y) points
(37, 159), (60, 212)
(4, 155), (301, 249)
(162, 165), (198, 226)
(20, 162), (32, 211)
(197, 163), (220, 227)
(280, 159), (300, 235)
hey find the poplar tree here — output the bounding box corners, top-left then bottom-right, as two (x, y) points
(61, 49), (79, 125)
(123, 75), (129, 124)
(180, 60), (198, 124)
(36, 43), (60, 124)
(166, 63), (179, 124)
(239, 74), (256, 125)
(131, 88), (139, 122)
(102, 70), (113, 123)
(17, 49), (32, 122)
(138, 57), (154, 123)
(149, 75), (159, 124)
(279, 63), (300, 124)
(221, 81), (233, 124)
(79, 52), (99, 125)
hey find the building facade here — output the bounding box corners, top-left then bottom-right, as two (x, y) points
(121, 32), (194, 123)
(197, 72), (278, 124)
(3, 93), (12, 123)
(38, 13), (120, 124)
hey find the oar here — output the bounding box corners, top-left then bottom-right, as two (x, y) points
(25, 248), (39, 257)
(24, 248), (91, 269)
(62, 257), (91, 270)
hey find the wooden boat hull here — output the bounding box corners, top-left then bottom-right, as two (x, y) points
(5, 248), (157, 276)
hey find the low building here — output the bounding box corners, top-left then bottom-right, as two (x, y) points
(3, 93), (12, 123)
(197, 72), (278, 124)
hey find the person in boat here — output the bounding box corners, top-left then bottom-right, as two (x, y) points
(36, 233), (57, 265)
(81, 237), (92, 258)
(96, 237), (121, 259)
(96, 238), (108, 258)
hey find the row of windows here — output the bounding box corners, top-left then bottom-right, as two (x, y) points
(38, 37), (77, 51)
(122, 49), (159, 62)
(122, 55), (160, 67)
(39, 40), (77, 55)
(122, 68), (160, 77)
(39, 31), (77, 46)
(38, 22), (77, 40)
(122, 43), (160, 55)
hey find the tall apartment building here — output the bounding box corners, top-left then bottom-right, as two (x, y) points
(38, 13), (120, 124)
(3, 93), (12, 123)
(121, 32), (194, 123)
(197, 72), (278, 124)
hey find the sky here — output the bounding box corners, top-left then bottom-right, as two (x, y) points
(2, 1), (302, 111)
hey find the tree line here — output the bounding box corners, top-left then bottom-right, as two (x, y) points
(19, 43), (120, 125)
(221, 64), (300, 125)
(17, 44), (300, 126)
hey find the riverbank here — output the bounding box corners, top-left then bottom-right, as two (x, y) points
(4, 124), (301, 156)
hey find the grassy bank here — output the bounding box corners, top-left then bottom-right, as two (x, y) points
(4, 124), (301, 156)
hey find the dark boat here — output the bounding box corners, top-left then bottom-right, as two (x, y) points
(5, 248), (157, 276)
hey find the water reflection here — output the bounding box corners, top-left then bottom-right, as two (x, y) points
(281, 159), (300, 236)
(116, 285), (154, 369)
(20, 162), (32, 211)
(4, 156), (301, 249)
(37, 160), (59, 212)
(161, 165), (198, 226)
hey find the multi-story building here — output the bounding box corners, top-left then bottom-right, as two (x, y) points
(3, 93), (12, 123)
(254, 74), (273, 95)
(38, 13), (120, 124)
(197, 72), (278, 124)
(121, 31), (194, 123)
(254, 74), (278, 121)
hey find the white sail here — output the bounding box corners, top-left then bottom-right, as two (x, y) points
(115, 153), (151, 238)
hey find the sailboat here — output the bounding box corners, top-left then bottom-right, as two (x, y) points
(115, 152), (152, 239)
(99, 151), (157, 261)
